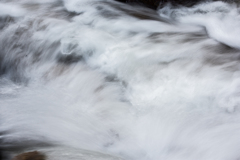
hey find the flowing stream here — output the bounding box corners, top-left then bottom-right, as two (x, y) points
(1, 0), (240, 160)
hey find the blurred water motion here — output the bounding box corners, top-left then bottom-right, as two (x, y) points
(1, 0), (240, 160)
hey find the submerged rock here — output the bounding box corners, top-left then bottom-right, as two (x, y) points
(12, 151), (45, 160)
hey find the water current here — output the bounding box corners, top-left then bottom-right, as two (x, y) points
(1, 0), (240, 160)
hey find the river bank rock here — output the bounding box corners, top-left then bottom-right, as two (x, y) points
(12, 151), (46, 160)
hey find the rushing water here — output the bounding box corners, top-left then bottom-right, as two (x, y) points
(1, 0), (240, 160)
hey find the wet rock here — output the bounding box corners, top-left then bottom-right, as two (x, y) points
(115, 0), (205, 9)
(116, 0), (161, 9)
(115, 0), (240, 9)
(12, 151), (46, 160)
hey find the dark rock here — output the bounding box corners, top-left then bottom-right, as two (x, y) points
(12, 151), (45, 160)
(115, 0), (240, 9)
(0, 151), (3, 160)
(119, 0), (162, 9)
(115, 0), (203, 9)
(165, 0), (203, 7)
(0, 150), (10, 160)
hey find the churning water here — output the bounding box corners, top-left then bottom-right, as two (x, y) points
(1, 0), (240, 160)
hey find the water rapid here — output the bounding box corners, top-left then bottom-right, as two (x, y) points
(1, 0), (240, 160)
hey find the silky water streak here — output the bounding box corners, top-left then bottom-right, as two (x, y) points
(1, 0), (240, 160)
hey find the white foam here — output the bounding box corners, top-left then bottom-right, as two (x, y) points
(1, 1), (240, 160)
(0, 3), (26, 17)
(158, 1), (240, 49)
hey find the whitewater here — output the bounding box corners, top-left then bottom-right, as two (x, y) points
(1, 0), (240, 160)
